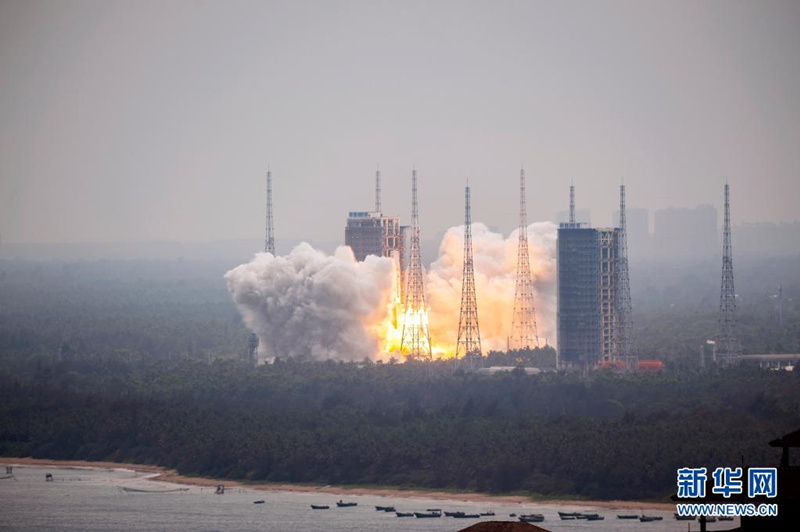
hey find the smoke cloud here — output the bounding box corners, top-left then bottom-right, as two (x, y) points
(224, 243), (397, 362)
(426, 222), (557, 354)
(225, 222), (557, 361)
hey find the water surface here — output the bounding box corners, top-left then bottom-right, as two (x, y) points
(0, 466), (737, 531)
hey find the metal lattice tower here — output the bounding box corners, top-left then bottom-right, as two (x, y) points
(717, 183), (740, 363)
(509, 168), (539, 351)
(456, 184), (482, 367)
(569, 182), (576, 224)
(617, 183), (635, 370)
(400, 167), (432, 360)
(375, 165), (381, 214)
(265, 168), (275, 254)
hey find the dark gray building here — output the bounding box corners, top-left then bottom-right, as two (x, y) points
(557, 223), (621, 370)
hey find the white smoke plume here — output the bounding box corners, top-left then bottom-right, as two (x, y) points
(225, 222), (557, 361)
(224, 243), (397, 362)
(426, 222), (557, 354)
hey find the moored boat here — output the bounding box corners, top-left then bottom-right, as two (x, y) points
(310, 505), (329, 510)
(519, 514), (545, 523)
(586, 514), (605, 521)
(253, 500), (265, 504)
(453, 513), (480, 518)
(617, 515), (639, 519)
(375, 505), (395, 512)
(336, 500), (357, 507)
(414, 511), (442, 518)
(674, 513), (695, 521)
(395, 512), (414, 517)
(640, 515), (663, 522)
(479, 511), (495, 516)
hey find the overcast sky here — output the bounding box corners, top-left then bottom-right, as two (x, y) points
(1, 0), (799, 244)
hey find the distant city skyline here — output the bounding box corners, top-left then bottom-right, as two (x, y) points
(1, 1), (799, 244)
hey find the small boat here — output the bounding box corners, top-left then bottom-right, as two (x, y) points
(253, 500), (265, 504)
(414, 511), (442, 518)
(479, 511), (495, 516)
(311, 505), (329, 510)
(444, 511), (458, 517)
(640, 515), (663, 522)
(519, 514), (545, 523)
(674, 513), (695, 521)
(586, 514), (605, 521)
(426, 508), (442, 512)
(558, 511), (579, 518)
(617, 515), (639, 519)
(121, 487), (189, 494)
(336, 501), (357, 507)
(509, 513), (517, 517)
(453, 513), (481, 519)
(375, 505), (395, 511)
(395, 512), (414, 517)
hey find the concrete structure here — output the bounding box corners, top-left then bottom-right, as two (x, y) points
(557, 222), (622, 370)
(345, 211), (404, 262)
(344, 171), (407, 300)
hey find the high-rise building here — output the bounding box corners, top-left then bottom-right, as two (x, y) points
(557, 184), (625, 371)
(344, 211), (405, 263)
(344, 171), (406, 297)
(557, 224), (622, 370)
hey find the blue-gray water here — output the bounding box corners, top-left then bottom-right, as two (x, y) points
(0, 466), (737, 531)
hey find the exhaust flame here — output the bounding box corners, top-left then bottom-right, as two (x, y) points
(225, 222), (556, 362)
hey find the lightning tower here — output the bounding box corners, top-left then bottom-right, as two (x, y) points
(456, 184), (482, 368)
(509, 168), (539, 350)
(617, 183), (634, 370)
(717, 183), (740, 363)
(265, 168), (275, 254)
(375, 165), (381, 213)
(569, 181), (576, 224)
(400, 167), (432, 360)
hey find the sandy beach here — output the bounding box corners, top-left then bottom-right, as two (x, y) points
(0, 457), (674, 511)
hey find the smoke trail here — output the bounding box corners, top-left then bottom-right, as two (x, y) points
(224, 243), (397, 362)
(426, 222), (557, 354)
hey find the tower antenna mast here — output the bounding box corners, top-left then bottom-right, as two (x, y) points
(717, 183), (740, 363)
(509, 168), (539, 351)
(456, 183), (482, 368)
(400, 167), (432, 359)
(265, 168), (275, 254)
(375, 165), (381, 214)
(617, 183), (634, 370)
(569, 181), (576, 224)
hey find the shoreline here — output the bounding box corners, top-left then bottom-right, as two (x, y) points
(0, 457), (674, 511)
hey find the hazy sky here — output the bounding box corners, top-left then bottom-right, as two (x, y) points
(1, 0), (799, 244)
